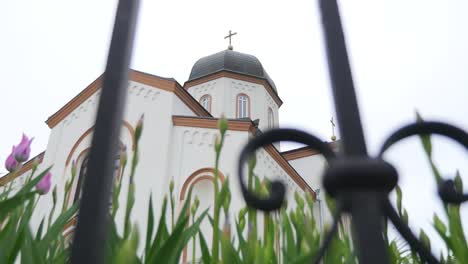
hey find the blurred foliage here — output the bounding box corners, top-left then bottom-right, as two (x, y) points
(0, 114), (465, 263)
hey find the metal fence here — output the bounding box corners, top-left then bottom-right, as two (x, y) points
(70, 0), (468, 263)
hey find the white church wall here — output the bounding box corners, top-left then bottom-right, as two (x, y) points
(253, 148), (307, 205)
(227, 78), (279, 132)
(169, 124), (312, 261)
(186, 77), (280, 133)
(186, 79), (220, 116)
(30, 89), (103, 230)
(117, 81), (201, 241)
(2, 68), (327, 258)
(24, 79), (201, 242)
(288, 154), (332, 226)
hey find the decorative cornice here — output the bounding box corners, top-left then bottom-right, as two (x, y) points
(281, 140), (341, 161)
(46, 75), (103, 128)
(173, 82), (211, 117)
(264, 145), (315, 195)
(172, 115), (314, 195)
(183, 71), (283, 107)
(172, 116), (256, 133)
(0, 152), (45, 186)
(282, 148), (321, 161)
(46, 70), (211, 128)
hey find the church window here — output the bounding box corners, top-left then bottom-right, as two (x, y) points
(200, 95), (211, 112)
(74, 153), (121, 206)
(236, 94), (250, 118)
(268, 108), (274, 128)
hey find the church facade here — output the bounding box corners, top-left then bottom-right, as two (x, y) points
(0, 48), (334, 258)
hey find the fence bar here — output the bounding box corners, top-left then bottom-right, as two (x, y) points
(318, 0), (389, 263)
(318, 0), (367, 157)
(71, 0), (140, 263)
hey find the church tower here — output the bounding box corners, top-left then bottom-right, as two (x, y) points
(183, 38), (282, 132)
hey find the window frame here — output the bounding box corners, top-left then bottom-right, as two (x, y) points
(268, 107), (274, 128)
(199, 94), (212, 113)
(73, 153), (122, 204)
(236, 93), (250, 118)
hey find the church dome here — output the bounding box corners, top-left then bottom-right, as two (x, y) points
(188, 49), (277, 92)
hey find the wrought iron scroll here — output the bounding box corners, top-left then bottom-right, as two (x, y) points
(237, 1), (468, 264)
(71, 0), (140, 263)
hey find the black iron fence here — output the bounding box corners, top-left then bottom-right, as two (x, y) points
(70, 0), (468, 263)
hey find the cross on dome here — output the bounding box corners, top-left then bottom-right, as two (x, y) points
(224, 30), (237, 50)
(330, 117), (337, 141)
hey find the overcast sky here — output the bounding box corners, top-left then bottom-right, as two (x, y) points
(1, 0), (467, 255)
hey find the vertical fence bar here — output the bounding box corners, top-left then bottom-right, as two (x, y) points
(71, 0), (139, 263)
(318, 0), (389, 263)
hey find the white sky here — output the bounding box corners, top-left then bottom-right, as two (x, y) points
(1, 0), (467, 255)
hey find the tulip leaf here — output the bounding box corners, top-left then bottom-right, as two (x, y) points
(37, 203), (79, 254)
(198, 232), (211, 264)
(146, 196), (168, 262)
(416, 112), (432, 157)
(0, 191), (35, 221)
(35, 218), (45, 241)
(145, 194), (154, 260)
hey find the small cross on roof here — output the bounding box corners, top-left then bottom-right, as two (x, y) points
(224, 30), (237, 50)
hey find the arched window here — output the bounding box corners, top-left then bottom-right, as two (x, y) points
(268, 108), (274, 128)
(73, 152), (122, 205)
(236, 94), (250, 118)
(199, 94), (211, 112)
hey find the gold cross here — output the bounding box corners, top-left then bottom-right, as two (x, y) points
(224, 30), (237, 50)
(330, 117), (337, 141)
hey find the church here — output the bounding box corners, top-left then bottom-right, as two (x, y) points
(0, 38), (336, 258)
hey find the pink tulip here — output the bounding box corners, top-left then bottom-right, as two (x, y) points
(36, 172), (52, 195)
(14, 134), (34, 162)
(5, 146), (19, 172)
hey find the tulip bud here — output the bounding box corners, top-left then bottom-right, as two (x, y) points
(433, 213), (447, 236)
(223, 190), (231, 214)
(191, 203), (197, 215)
(32, 157), (40, 171)
(36, 172), (52, 195)
(52, 186), (57, 205)
(14, 134), (34, 162)
(191, 196), (200, 215)
(238, 207), (247, 220)
(419, 230), (431, 251)
(135, 114), (144, 143)
(294, 192), (305, 210)
(169, 180), (174, 193)
(260, 184), (269, 198)
(217, 114), (228, 135)
(71, 160), (77, 178)
(214, 135), (222, 153)
(454, 171), (463, 193)
(239, 218), (245, 232)
(5, 146), (19, 172)
(402, 209), (409, 225)
(120, 145), (128, 167)
(248, 155), (257, 169)
(305, 192), (314, 206)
